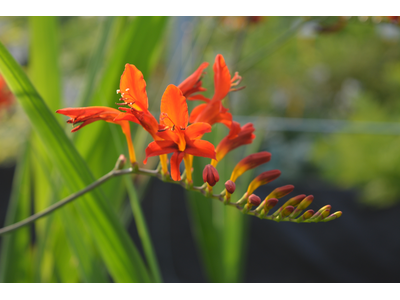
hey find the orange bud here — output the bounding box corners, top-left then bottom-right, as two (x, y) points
(266, 185), (295, 200)
(230, 152), (271, 182)
(246, 169), (281, 195)
(225, 180), (236, 194)
(203, 164), (220, 186)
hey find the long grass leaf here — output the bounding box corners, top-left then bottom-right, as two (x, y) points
(0, 41), (151, 282)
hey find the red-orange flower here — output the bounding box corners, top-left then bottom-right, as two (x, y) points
(56, 106), (136, 164)
(115, 64), (160, 140)
(144, 84), (216, 181)
(189, 54), (243, 138)
(178, 62), (209, 101)
(212, 123), (255, 166)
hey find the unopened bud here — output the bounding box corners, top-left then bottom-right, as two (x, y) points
(290, 195), (313, 218)
(203, 164), (219, 186)
(323, 211), (343, 222)
(246, 169), (281, 195)
(267, 185), (295, 199)
(114, 154), (127, 170)
(272, 194), (306, 218)
(279, 205), (294, 219)
(316, 205), (331, 215)
(248, 194), (261, 207)
(225, 180), (236, 194)
(255, 197), (278, 215)
(297, 209), (314, 222)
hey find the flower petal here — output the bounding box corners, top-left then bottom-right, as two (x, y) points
(113, 111), (140, 125)
(170, 151), (185, 181)
(178, 62), (209, 98)
(144, 140), (178, 164)
(57, 106), (121, 131)
(215, 123), (255, 161)
(160, 84), (188, 129)
(212, 54), (231, 102)
(119, 64), (148, 111)
(189, 103), (207, 123)
(185, 139), (216, 160)
(185, 122), (212, 140)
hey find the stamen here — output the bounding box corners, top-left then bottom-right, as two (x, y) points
(116, 89), (120, 94)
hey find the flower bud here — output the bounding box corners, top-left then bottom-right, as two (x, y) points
(255, 198), (278, 215)
(225, 180), (236, 194)
(248, 194), (261, 207)
(230, 151), (271, 182)
(114, 154), (127, 170)
(290, 195), (313, 218)
(266, 185), (295, 200)
(279, 205), (294, 219)
(203, 164), (220, 186)
(272, 194), (306, 218)
(246, 169), (281, 195)
(323, 211), (343, 222)
(297, 209), (314, 222)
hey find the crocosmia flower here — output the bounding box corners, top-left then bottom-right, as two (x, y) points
(144, 84), (216, 181)
(212, 123), (255, 166)
(189, 54), (242, 139)
(178, 62), (209, 101)
(56, 106), (136, 164)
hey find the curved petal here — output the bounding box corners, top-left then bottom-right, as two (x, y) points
(119, 64), (148, 111)
(113, 111), (140, 125)
(187, 94), (210, 102)
(185, 139), (216, 160)
(170, 151), (185, 181)
(227, 120), (241, 139)
(178, 62), (209, 98)
(185, 122), (212, 139)
(144, 140), (178, 164)
(160, 84), (188, 129)
(212, 54), (231, 102)
(189, 103), (207, 123)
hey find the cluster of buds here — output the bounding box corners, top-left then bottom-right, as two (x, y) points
(56, 54), (342, 224)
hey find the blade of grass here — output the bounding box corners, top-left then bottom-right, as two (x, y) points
(110, 125), (162, 283)
(0, 141), (33, 283)
(28, 17), (110, 282)
(77, 16), (115, 107)
(0, 41), (151, 282)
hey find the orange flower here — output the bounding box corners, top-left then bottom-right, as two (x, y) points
(115, 64), (160, 140)
(56, 106), (136, 164)
(144, 84), (216, 181)
(114, 64), (170, 174)
(189, 54), (243, 138)
(178, 62), (209, 101)
(212, 123), (255, 167)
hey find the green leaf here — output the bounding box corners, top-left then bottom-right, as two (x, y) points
(0, 141), (34, 283)
(0, 41), (151, 282)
